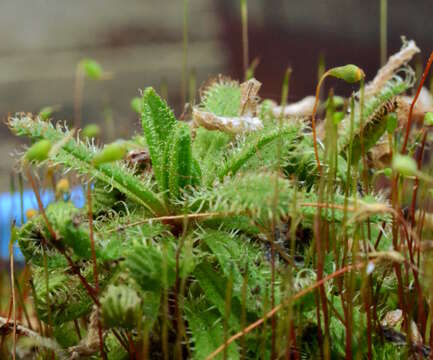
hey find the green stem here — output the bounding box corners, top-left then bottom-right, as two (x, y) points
(182, 0), (189, 105)
(241, 0), (249, 80)
(380, 0), (387, 66)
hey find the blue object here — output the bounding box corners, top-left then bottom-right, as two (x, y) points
(0, 187), (85, 259)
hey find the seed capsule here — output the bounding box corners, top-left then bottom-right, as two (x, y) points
(56, 178), (70, 194)
(92, 142), (127, 166)
(81, 59), (103, 80)
(130, 97), (143, 113)
(25, 140), (52, 162)
(392, 154), (417, 177)
(82, 123), (101, 139)
(383, 168), (392, 178)
(39, 106), (54, 121)
(328, 64), (365, 84)
(25, 208), (38, 219)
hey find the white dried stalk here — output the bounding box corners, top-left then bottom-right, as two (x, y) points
(192, 108), (263, 134)
(0, 316), (45, 341)
(369, 139), (391, 169)
(0, 316), (65, 358)
(272, 96), (316, 117)
(239, 78), (262, 116)
(365, 39), (420, 98)
(68, 306), (101, 359)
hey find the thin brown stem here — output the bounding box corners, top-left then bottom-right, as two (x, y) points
(9, 225), (16, 360)
(86, 183), (106, 360)
(401, 51), (433, 154)
(104, 212), (225, 234)
(240, 0), (249, 80)
(409, 130), (428, 335)
(26, 168), (56, 240)
(391, 173), (410, 340)
(311, 73), (328, 174)
(174, 216), (189, 360)
(74, 65), (84, 129)
(314, 176), (330, 357)
(27, 168), (99, 316)
(181, 0), (189, 105)
(205, 262), (366, 360)
(126, 331), (137, 359)
(13, 276), (32, 331)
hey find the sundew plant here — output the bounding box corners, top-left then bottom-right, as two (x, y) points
(2, 18), (433, 360)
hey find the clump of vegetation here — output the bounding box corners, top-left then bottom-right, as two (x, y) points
(2, 38), (433, 360)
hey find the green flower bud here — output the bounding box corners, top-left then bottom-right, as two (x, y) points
(328, 64), (365, 84)
(130, 97), (143, 113)
(39, 106), (54, 121)
(424, 112), (433, 126)
(81, 59), (103, 80)
(25, 140), (52, 162)
(82, 123), (101, 139)
(383, 168), (392, 178)
(332, 111), (345, 125)
(385, 113), (398, 134)
(92, 142), (126, 166)
(392, 154), (417, 177)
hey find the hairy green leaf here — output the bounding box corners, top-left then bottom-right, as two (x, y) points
(194, 262), (242, 329)
(8, 114), (166, 215)
(141, 87), (177, 190)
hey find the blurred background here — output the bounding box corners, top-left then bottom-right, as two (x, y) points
(0, 0), (432, 256)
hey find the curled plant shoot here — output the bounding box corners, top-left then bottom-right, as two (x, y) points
(311, 64), (365, 174)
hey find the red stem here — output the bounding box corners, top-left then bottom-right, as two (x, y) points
(26, 168), (99, 304)
(87, 183), (106, 360)
(408, 129), (429, 336)
(26, 168), (56, 240)
(401, 51), (433, 154)
(363, 277), (372, 360)
(311, 74), (327, 175)
(205, 262), (366, 360)
(390, 171), (409, 340)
